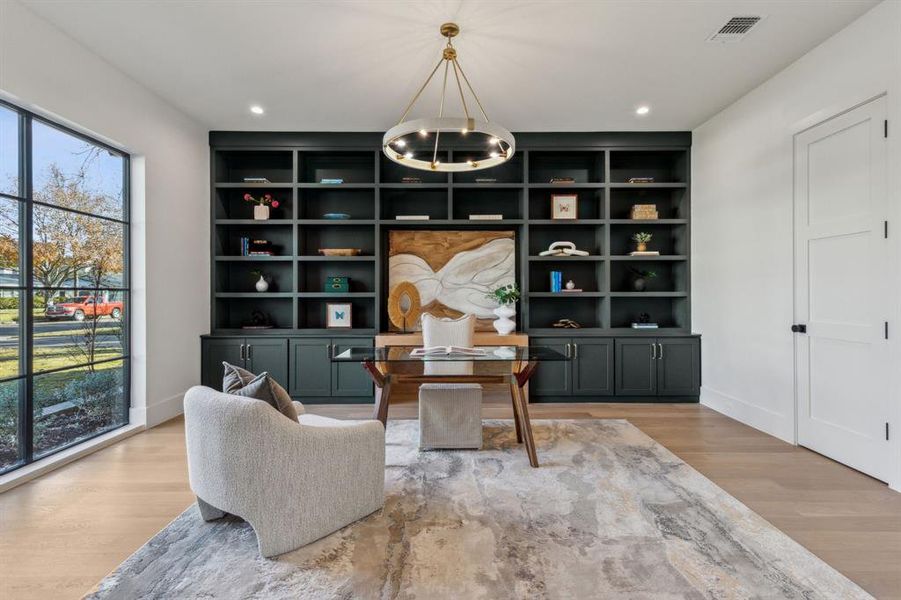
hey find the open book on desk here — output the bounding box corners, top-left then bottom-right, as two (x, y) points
(410, 346), (488, 357)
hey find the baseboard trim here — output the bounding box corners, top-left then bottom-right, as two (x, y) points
(0, 423), (145, 493)
(134, 392), (186, 427)
(700, 385), (794, 444)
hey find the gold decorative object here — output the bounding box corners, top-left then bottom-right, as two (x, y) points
(388, 281), (422, 332)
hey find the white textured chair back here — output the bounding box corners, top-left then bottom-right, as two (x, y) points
(421, 313), (475, 375)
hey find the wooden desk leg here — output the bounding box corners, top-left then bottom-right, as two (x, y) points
(363, 361), (390, 427)
(510, 375), (538, 467)
(508, 382), (523, 443)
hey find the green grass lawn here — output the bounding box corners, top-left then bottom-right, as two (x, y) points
(0, 346), (122, 380)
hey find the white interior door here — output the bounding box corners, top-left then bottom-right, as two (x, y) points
(794, 95), (891, 482)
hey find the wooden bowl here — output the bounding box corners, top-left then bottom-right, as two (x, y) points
(318, 248), (362, 256)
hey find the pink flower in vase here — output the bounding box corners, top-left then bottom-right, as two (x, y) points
(271, 200), (279, 208)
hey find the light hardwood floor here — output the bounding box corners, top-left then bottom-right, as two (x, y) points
(2, 397), (900, 599)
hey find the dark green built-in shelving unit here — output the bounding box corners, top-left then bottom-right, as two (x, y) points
(209, 131), (692, 337)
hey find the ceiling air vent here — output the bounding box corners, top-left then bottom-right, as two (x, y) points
(707, 16), (763, 43)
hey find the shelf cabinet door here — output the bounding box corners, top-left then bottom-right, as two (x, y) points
(201, 338), (245, 390)
(247, 338), (289, 390)
(289, 338), (332, 397)
(331, 338), (374, 397)
(530, 337), (572, 396)
(572, 338), (614, 396)
(615, 339), (657, 396)
(657, 338), (700, 397)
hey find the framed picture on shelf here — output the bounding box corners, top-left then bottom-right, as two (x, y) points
(326, 302), (352, 328)
(551, 194), (578, 220)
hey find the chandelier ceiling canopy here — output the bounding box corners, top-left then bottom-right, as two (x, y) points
(382, 22), (515, 173)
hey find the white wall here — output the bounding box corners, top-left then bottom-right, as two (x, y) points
(0, 0), (210, 426)
(692, 0), (901, 489)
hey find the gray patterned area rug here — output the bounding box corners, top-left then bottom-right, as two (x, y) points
(87, 419), (870, 599)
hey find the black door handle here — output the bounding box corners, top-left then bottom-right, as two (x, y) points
(791, 324), (807, 333)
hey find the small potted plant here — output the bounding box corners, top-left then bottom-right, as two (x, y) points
(244, 193), (280, 221)
(631, 232), (652, 253)
(251, 269), (269, 292)
(629, 268), (657, 292)
(486, 283), (521, 335)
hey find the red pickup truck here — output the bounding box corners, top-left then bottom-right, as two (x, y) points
(45, 295), (123, 321)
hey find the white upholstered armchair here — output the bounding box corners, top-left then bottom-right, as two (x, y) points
(183, 385), (385, 557)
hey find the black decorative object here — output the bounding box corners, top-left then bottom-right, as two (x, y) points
(242, 310), (274, 330)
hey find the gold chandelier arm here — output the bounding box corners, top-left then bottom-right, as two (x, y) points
(452, 58), (489, 122)
(450, 59), (471, 121)
(433, 59), (450, 165)
(397, 55), (446, 125)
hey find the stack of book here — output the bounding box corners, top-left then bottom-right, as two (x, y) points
(628, 177), (655, 183)
(401, 176), (422, 184)
(629, 250), (660, 256)
(239, 238), (274, 256)
(243, 177), (270, 183)
(550, 177), (575, 184)
(549, 271), (563, 292)
(631, 322), (659, 329)
(469, 214), (503, 220)
(630, 204), (659, 220)
(396, 215), (429, 220)
(319, 178), (344, 185)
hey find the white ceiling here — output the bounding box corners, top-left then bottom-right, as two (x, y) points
(22, 0), (878, 132)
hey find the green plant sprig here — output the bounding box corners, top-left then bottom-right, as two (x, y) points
(487, 283), (521, 305)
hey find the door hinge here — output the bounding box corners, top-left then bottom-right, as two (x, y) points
(791, 324), (807, 333)
(885, 119), (889, 138)
(885, 221), (889, 239)
(887, 422), (890, 441)
(885, 321), (889, 340)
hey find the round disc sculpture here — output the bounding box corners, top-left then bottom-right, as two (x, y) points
(383, 23), (516, 173)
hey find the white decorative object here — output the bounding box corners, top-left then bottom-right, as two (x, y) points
(538, 241), (590, 257)
(492, 304), (516, 335)
(253, 205), (270, 220)
(565, 280), (575, 290)
(255, 275), (269, 292)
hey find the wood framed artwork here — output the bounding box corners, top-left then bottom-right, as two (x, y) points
(326, 302), (352, 328)
(387, 230), (515, 331)
(551, 194), (578, 220)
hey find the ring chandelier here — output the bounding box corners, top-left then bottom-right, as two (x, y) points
(382, 22), (515, 173)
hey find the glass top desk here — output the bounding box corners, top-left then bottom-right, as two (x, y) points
(331, 346), (570, 467)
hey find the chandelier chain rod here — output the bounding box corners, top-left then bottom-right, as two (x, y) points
(452, 58), (489, 122)
(433, 58), (450, 166)
(450, 59), (471, 122)
(397, 55), (446, 125)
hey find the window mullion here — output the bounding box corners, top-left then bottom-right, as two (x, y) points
(22, 111), (34, 465)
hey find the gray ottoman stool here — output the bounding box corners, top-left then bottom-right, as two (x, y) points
(419, 383), (483, 449)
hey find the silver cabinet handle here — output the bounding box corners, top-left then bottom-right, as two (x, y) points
(247, 344), (253, 360)
(240, 344), (245, 361)
(572, 343), (579, 359)
(658, 343), (664, 359)
(326, 343), (332, 358)
(564, 343), (571, 358)
(651, 343), (656, 360)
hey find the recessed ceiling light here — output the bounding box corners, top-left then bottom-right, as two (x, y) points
(636, 106), (650, 116)
(250, 105), (264, 115)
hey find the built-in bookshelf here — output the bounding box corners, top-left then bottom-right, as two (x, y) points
(209, 132), (691, 336)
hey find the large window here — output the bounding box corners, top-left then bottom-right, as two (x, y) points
(0, 101), (129, 474)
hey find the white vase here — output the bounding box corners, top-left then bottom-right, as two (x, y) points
(253, 204), (270, 220)
(255, 275), (269, 292)
(492, 304), (516, 335)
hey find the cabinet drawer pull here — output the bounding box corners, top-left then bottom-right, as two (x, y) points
(326, 343), (332, 358)
(651, 343), (656, 360)
(572, 343), (578, 359)
(658, 343), (663, 359)
(247, 344), (253, 360)
(564, 343), (571, 358)
(240, 344), (245, 361)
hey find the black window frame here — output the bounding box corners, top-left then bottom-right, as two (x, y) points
(0, 99), (131, 475)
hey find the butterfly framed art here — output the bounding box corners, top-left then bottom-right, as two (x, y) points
(326, 302), (352, 328)
(551, 194), (578, 220)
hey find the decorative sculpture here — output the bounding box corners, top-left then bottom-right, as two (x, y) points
(538, 241), (589, 257)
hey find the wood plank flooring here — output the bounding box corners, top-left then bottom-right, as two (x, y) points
(1, 397), (899, 599)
